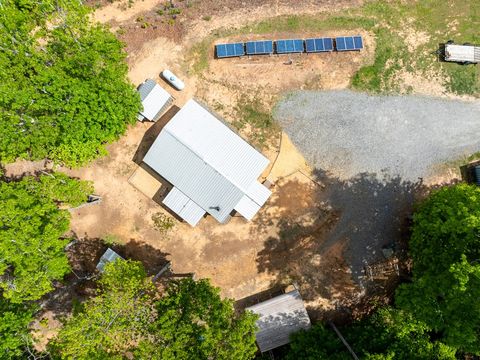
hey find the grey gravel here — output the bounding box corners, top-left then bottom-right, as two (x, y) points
(274, 90), (480, 182)
(273, 90), (480, 285)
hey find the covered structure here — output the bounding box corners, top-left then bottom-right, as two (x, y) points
(246, 289), (311, 352)
(444, 43), (480, 63)
(96, 248), (123, 272)
(143, 99), (271, 226)
(137, 79), (173, 121)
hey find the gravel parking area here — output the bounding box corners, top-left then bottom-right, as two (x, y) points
(275, 90), (480, 181)
(274, 91), (480, 284)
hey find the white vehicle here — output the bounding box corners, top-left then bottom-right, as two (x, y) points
(162, 70), (185, 90)
(444, 41), (480, 64)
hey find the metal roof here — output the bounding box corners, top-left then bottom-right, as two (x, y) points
(137, 79), (173, 121)
(96, 248), (123, 273)
(246, 290), (311, 352)
(163, 187), (205, 226)
(445, 44), (480, 63)
(143, 99), (271, 225)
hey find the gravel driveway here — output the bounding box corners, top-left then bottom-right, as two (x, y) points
(274, 90), (480, 181)
(274, 91), (480, 284)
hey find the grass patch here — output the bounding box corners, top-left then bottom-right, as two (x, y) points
(188, 0), (479, 96)
(234, 96), (279, 149)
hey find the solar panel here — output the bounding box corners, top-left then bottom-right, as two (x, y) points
(215, 43), (245, 58)
(276, 39), (304, 54)
(305, 38), (334, 53)
(335, 36), (363, 51)
(245, 40), (274, 55)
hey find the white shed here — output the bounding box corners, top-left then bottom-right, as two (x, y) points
(137, 79), (173, 122)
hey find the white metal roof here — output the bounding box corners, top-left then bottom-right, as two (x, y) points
(246, 290), (311, 352)
(143, 99), (270, 225)
(138, 81), (172, 121)
(445, 44), (480, 63)
(163, 187), (205, 226)
(96, 248), (123, 273)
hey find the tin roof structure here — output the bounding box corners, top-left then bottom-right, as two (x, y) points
(143, 99), (271, 226)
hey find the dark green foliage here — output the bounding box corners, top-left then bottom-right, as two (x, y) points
(286, 308), (456, 360)
(52, 262), (258, 360)
(396, 184), (480, 354)
(0, 0), (140, 167)
(137, 278), (258, 360)
(0, 173), (93, 303)
(51, 260), (155, 359)
(0, 299), (35, 360)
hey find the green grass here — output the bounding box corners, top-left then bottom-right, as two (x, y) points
(188, 0), (480, 96)
(233, 96), (279, 148)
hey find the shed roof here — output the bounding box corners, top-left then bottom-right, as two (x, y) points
(137, 79), (173, 121)
(246, 290), (311, 352)
(143, 99), (271, 225)
(96, 248), (123, 273)
(445, 44), (480, 62)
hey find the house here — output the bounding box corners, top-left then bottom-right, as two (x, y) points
(137, 79), (173, 122)
(246, 289), (311, 353)
(142, 99), (271, 226)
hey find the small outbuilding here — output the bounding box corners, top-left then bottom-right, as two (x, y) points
(96, 248), (123, 273)
(143, 99), (271, 226)
(137, 79), (173, 122)
(246, 289), (311, 353)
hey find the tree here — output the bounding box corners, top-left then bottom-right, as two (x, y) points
(0, 0), (140, 167)
(0, 173), (93, 303)
(286, 308), (456, 360)
(0, 299), (35, 360)
(51, 260), (155, 359)
(396, 184), (480, 354)
(136, 278), (258, 360)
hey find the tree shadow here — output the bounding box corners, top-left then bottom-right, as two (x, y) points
(255, 169), (435, 321)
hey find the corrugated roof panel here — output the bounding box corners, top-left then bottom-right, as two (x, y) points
(139, 82), (172, 121)
(234, 195), (261, 220)
(246, 290), (311, 352)
(144, 131), (244, 223)
(138, 79), (156, 101)
(163, 187), (205, 226)
(164, 100), (269, 191)
(246, 181), (271, 206)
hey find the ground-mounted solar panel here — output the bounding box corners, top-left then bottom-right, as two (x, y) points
(245, 40), (274, 55)
(335, 36), (363, 51)
(305, 37), (334, 53)
(276, 39), (304, 54)
(215, 43), (245, 58)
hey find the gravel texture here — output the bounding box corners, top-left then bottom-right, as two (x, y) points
(274, 90), (480, 182)
(274, 90), (480, 284)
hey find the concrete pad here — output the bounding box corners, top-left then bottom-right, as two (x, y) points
(128, 166), (162, 198)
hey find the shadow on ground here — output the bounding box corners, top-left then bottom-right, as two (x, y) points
(254, 169), (435, 321)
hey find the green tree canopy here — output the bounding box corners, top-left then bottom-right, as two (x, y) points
(0, 299), (35, 360)
(0, 0), (140, 166)
(0, 173), (93, 303)
(51, 260), (155, 359)
(52, 260), (258, 360)
(286, 308), (456, 360)
(396, 184), (480, 354)
(137, 278), (258, 360)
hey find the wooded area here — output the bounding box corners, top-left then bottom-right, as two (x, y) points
(0, 0), (140, 167)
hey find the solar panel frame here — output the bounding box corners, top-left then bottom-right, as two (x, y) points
(215, 43), (245, 58)
(276, 39), (304, 54)
(245, 40), (274, 55)
(305, 37), (334, 53)
(335, 36), (363, 51)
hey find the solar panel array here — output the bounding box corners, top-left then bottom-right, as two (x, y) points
(335, 36), (363, 51)
(305, 37), (334, 53)
(276, 39), (304, 54)
(215, 35), (363, 58)
(215, 43), (245, 58)
(246, 40), (274, 55)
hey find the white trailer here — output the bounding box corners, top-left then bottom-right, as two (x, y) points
(444, 43), (480, 64)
